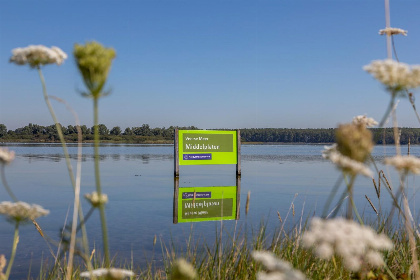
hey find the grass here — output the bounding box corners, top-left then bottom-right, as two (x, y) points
(15, 203), (416, 280)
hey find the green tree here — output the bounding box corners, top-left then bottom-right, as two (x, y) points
(151, 127), (163, 136)
(91, 124), (109, 135)
(132, 127), (141, 135)
(66, 125), (77, 135)
(110, 126), (122, 136)
(123, 127), (133, 135)
(45, 124), (59, 140)
(140, 124), (152, 136)
(79, 125), (89, 135)
(0, 124), (7, 137)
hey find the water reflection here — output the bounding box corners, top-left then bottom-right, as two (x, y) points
(173, 177), (241, 223)
(111, 154), (121, 161)
(20, 153), (173, 162)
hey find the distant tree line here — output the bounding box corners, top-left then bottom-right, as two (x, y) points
(1, 123), (420, 144)
(241, 128), (420, 144)
(0, 123), (197, 143)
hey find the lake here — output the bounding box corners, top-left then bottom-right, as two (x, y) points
(0, 143), (417, 278)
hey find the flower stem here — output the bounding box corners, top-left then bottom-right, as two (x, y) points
(4, 223), (19, 280)
(322, 174), (344, 218)
(93, 97), (110, 266)
(378, 97), (395, 128)
(37, 67), (74, 186)
(344, 174), (363, 224)
(36, 67), (91, 266)
(384, 263), (398, 280)
(0, 165), (18, 202)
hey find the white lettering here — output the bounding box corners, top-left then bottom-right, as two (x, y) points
(185, 144), (220, 150)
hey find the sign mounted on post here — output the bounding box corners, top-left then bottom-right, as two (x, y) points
(180, 130), (237, 165)
(174, 129), (241, 176)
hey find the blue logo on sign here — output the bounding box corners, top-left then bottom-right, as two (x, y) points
(182, 192), (211, 199)
(183, 154), (212, 160)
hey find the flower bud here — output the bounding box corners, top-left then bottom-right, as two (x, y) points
(73, 41), (116, 98)
(335, 123), (373, 163)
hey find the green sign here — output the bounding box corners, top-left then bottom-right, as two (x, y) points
(178, 130), (237, 165)
(177, 186), (237, 223)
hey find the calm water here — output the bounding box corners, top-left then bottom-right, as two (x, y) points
(0, 143), (418, 278)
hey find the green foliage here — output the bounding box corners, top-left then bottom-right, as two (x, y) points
(0, 123), (196, 143)
(110, 126), (121, 136)
(34, 215), (414, 280)
(0, 124), (7, 137)
(91, 124), (109, 135)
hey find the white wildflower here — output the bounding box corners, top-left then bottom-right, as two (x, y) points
(366, 250), (385, 267)
(379, 27), (407, 36)
(322, 145), (373, 177)
(171, 258), (197, 280)
(252, 251), (292, 272)
(364, 59), (420, 91)
(301, 217), (393, 272)
(352, 115), (378, 128)
(50, 46), (67, 65)
(343, 257), (361, 272)
(0, 148), (15, 164)
(315, 242), (334, 259)
(384, 155), (420, 174)
(370, 234), (393, 251)
(84, 191), (108, 207)
(256, 271), (285, 280)
(0, 254), (6, 278)
(257, 271), (307, 280)
(0, 201), (49, 224)
(10, 45), (67, 68)
(80, 268), (134, 279)
(252, 251), (308, 280)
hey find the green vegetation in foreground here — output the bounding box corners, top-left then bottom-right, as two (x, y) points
(2, 123), (420, 144)
(30, 214), (414, 280)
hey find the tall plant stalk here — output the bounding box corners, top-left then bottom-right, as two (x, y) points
(93, 97), (110, 266)
(4, 223), (19, 280)
(73, 41), (116, 267)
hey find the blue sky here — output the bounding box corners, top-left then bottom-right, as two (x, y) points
(1, 1), (419, 131)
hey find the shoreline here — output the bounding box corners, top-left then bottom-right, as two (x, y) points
(0, 141), (416, 146)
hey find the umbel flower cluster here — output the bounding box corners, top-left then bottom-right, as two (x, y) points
(80, 268), (134, 280)
(302, 218), (393, 272)
(385, 155), (420, 175)
(352, 115), (378, 128)
(0, 148), (15, 165)
(84, 191), (108, 208)
(335, 122), (373, 163)
(0, 201), (49, 224)
(171, 258), (198, 280)
(323, 144), (373, 178)
(364, 59), (420, 93)
(73, 41), (116, 98)
(9, 45), (67, 68)
(323, 118), (374, 178)
(379, 27), (408, 36)
(0, 255), (6, 279)
(252, 251), (308, 280)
